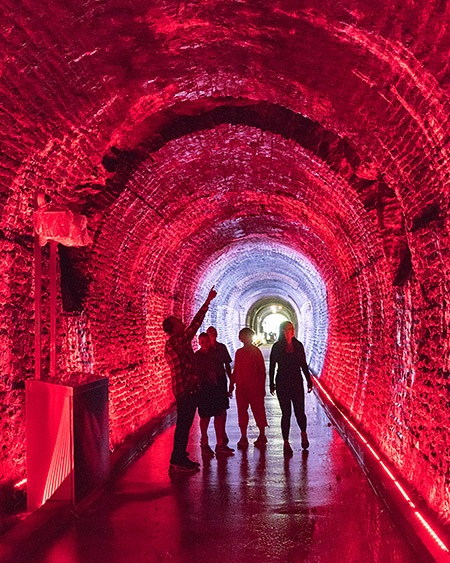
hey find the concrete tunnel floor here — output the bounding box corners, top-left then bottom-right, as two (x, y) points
(29, 349), (418, 563)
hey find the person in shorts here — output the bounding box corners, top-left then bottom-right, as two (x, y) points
(229, 327), (268, 448)
(206, 326), (233, 446)
(195, 332), (235, 457)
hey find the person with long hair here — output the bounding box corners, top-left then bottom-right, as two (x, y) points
(269, 321), (313, 456)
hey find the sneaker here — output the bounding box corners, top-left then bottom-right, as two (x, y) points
(301, 432), (309, 450)
(169, 460), (200, 473)
(253, 436), (268, 448)
(201, 444), (215, 458)
(237, 437), (249, 449)
(284, 443), (293, 457)
(184, 457), (201, 470)
(185, 452), (200, 466)
(215, 444), (235, 456)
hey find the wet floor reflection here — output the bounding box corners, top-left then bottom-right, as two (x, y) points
(29, 391), (417, 563)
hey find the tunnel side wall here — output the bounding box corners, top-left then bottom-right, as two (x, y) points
(0, 0), (449, 531)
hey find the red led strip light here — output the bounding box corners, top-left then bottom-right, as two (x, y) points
(313, 376), (450, 556)
(14, 478), (27, 489)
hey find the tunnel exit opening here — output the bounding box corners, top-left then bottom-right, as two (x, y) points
(262, 312), (288, 339)
(246, 297), (296, 345)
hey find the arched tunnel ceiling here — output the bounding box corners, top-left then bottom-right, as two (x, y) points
(1, 0), (450, 526)
(2, 0), (449, 230)
(1, 0), (448, 395)
(91, 118), (390, 361)
(96, 120), (389, 283)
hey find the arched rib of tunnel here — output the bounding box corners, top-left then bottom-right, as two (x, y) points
(86, 122), (388, 451)
(0, 0), (449, 536)
(191, 239), (328, 375)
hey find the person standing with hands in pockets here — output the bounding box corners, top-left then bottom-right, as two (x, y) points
(269, 321), (313, 457)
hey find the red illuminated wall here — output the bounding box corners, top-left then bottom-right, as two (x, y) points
(0, 0), (449, 525)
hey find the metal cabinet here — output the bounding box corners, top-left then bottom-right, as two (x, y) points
(26, 378), (109, 511)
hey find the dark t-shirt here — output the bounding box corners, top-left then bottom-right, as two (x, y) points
(195, 348), (229, 417)
(195, 348), (218, 385)
(211, 341), (232, 382)
(269, 338), (311, 388)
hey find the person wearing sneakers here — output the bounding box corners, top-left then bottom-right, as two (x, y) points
(229, 327), (268, 449)
(206, 326), (233, 447)
(269, 321), (313, 457)
(163, 286), (217, 473)
(195, 332), (235, 457)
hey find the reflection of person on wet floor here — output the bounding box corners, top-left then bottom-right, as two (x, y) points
(269, 321), (313, 457)
(229, 327), (268, 449)
(195, 333), (235, 457)
(162, 286), (217, 473)
(206, 326), (233, 447)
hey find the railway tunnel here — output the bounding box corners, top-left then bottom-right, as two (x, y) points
(0, 1), (449, 560)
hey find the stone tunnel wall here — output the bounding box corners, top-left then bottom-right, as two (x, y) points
(0, 0), (449, 528)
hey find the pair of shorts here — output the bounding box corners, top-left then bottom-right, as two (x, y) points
(236, 387), (268, 428)
(198, 382), (229, 418)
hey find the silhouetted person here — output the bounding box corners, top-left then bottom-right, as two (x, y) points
(163, 286), (217, 473)
(230, 327), (268, 448)
(195, 332), (235, 457)
(269, 321), (313, 456)
(206, 325), (233, 447)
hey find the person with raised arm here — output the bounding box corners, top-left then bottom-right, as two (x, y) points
(162, 286), (217, 473)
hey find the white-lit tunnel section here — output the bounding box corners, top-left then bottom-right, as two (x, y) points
(191, 239), (328, 375)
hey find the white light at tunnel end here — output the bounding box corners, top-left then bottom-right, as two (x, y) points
(193, 239), (328, 373)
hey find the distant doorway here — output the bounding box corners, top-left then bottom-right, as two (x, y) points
(246, 298), (297, 345)
(262, 311), (289, 342)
